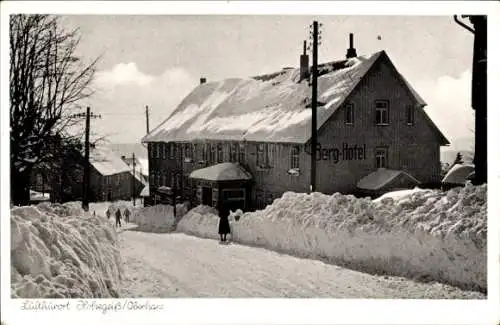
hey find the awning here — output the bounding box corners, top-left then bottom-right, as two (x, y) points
(442, 164), (475, 185)
(189, 162), (253, 182)
(357, 168), (420, 191)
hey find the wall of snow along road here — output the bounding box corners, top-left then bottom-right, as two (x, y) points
(177, 183), (487, 292)
(129, 203), (189, 233)
(176, 205), (221, 239)
(11, 202), (122, 298)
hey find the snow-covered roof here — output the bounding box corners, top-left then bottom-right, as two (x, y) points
(189, 163), (253, 181)
(442, 164), (475, 185)
(90, 147), (132, 176)
(144, 51), (423, 144)
(140, 184), (149, 197)
(357, 168), (420, 191)
(137, 158), (149, 176)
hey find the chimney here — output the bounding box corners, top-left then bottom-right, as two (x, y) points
(346, 33), (357, 59)
(299, 40), (310, 82)
(200, 77), (207, 84)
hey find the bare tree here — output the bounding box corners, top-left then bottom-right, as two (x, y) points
(10, 14), (99, 205)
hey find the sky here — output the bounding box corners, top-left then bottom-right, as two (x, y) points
(60, 15), (476, 149)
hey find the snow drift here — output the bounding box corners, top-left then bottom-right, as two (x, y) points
(11, 202), (122, 298)
(130, 202), (189, 233)
(177, 183), (487, 293)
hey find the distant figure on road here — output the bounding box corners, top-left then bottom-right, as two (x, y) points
(218, 210), (231, 242)
(106, 208), (111, 219)
(115, 208), (122, 227)
(124, 208), (130, 223)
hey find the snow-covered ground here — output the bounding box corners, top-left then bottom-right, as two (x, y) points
(119, 231), (484, 298)
(9, 182), (486, 299)
(10, 202), (122, 298)
(176, 183), (487, 293)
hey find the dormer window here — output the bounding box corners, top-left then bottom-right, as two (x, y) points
(375, 100), (389, 125)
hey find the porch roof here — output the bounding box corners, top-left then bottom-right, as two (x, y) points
(189, 162), (253, 182)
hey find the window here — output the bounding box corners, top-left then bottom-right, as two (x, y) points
(217, 144), (223, 163)
(256, 190), (264, 210)
(375, 100), (389, 125)
(223, 189), (245, 201)
(170, 173), (175, 188)
(202, 143), (208, 161)
(210, 144), (216, 162)
(406, 105), (415, 125)
(36, 174), (43, 185)
(344, 103), (354, 124)
(192, 144), (198, 161)
(229, 143), (237, 162)
(156, 173), (161, 187)
(160, 143), (164, 159)
(290, 146), (300, 169)
(238, 143), (245, 163)
(167, 143), (174, 159)
(152, 143), (157, 158)
(257, 143), (268, 166)
(176, 174), (182, 190)
(375, 147), (388, 169)
(267, 144), (274, 166)
(162, 174), (167, 187)
(184, 143), (191, 159)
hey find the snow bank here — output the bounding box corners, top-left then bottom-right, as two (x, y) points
(130, 202), (189, 233)
(176, 206), (220, 239)
(178, 183), (487, 292)
(10, 203), (122, 298)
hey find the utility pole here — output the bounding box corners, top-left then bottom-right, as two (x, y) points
(72, 107), (101, 211)
(145, 105), (150, 134)
(83, 106), (91, 211)
(453, 15), (487, 185)
(309, 20), (322, 193)
(132, 152), (136, 207)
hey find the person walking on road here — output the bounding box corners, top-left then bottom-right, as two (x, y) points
(124, 208), (131, 223)
(106, 208), (111, 219)
(115, 208), (122, 228)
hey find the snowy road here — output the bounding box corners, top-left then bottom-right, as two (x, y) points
(118, 226), (484, 299)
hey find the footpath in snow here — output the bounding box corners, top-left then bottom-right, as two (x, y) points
(118, 231), (484, 298)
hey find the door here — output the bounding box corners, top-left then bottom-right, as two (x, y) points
(201, 186), (212, 206)
(221, 188), (246, 216)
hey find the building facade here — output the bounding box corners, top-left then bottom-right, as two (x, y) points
(37, 147), (146, 203)
(144, 43), (449, 213)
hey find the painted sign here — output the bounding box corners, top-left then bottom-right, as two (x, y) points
(306, 142), (367, 163)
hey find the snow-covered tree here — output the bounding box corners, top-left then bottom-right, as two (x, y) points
(10, 14), (99, 205)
